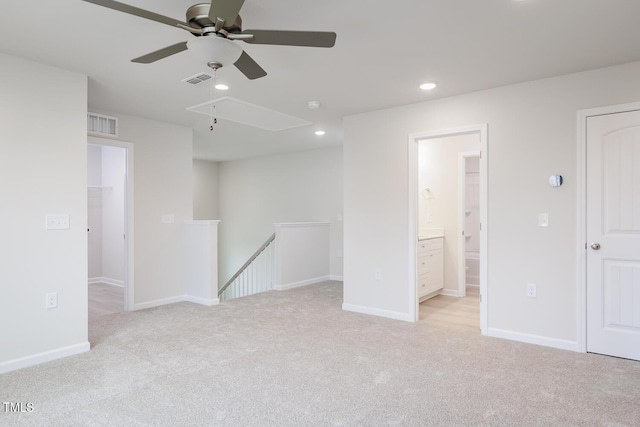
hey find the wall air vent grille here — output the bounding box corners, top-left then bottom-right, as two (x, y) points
(87, 113), (118, 137)
(182, 72), (213, 85)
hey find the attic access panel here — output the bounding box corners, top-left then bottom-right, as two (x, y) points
(186, 97), (311, 131)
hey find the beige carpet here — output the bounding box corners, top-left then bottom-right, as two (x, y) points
(1, 281), (639, 426)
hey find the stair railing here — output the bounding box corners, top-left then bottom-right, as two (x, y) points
(218, 233), (276, 301)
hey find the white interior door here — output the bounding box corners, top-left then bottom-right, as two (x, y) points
(586, 110), (640, 361)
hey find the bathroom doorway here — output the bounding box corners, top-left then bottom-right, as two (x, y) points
(408, 125), (487, 333)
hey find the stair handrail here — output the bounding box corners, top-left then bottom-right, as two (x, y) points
(218, 232), (276, 297)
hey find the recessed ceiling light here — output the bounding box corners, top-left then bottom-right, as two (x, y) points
(314, 130), (326, 136)
(215, 84), (229, 90)
(419, 82), (438, 91)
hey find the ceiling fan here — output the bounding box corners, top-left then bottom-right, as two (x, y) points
(82, 0), (337, 79)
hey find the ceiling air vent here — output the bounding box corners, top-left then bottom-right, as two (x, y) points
(182, 72), (213, 85)
(87, 113), (118, 137)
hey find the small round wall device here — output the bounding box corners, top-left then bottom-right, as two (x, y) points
(549, 175), (563, 187)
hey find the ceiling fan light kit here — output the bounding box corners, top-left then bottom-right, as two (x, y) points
(186, 36), (243, 69)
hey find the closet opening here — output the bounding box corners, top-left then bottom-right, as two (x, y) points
(87, 138), (133, 320)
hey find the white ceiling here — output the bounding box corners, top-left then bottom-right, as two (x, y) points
(2, 0), (640, 161)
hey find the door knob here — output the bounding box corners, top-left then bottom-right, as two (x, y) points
(591, 242), (601, 250)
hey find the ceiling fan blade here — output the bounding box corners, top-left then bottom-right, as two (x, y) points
(242, 30), (336, 48)
(82, 0), (188, 28)
(131, 42), (188, 64)
(234, 51), (267, 80)
(209, 0), (246, 27)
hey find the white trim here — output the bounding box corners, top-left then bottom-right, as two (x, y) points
(0, 342), (90, 374)
(408, 136), (418, 322)
(273, 275), (330, 291)
(439, 288), (461, 297)
(408, 124), (488, 334)
(488, 328), (579, 353)
(457, 150), (480, 299)
(330, 275), (344, 281)
(134, 294), (222, 310)
(183, 220), (221, 225)
(133, 295), (185, 311)
(575, 100), (640, 354)
(183, 295), (220, 306)
(88, 277), (124, 287)
(342, 303), (411, 322)
(273, 221), (330, 228)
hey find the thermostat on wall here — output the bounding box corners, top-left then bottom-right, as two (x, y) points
(549, 175), (563, 187)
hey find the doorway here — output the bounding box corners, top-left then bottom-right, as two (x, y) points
(87, 137), (134, 319)
(408, 125), (488, 333)
(578, 103), (640, 361)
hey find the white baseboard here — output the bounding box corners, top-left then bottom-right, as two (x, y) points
(133, 295), (185, 311)
(0, 342), (90, 374)
(342, 303), (411, 322)
(274, 275), (330, 291)
(439, 288), (460, 297)
(134, 294), (220, 310)
(330, 275), (344, 282)
(488, 327), (580, 352)
(88, 277), (124, 287)
(183, 295), (219, 307)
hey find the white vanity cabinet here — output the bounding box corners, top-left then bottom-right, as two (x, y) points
(417, 237), (444, 300)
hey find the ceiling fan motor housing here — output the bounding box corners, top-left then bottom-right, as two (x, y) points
(186, 3), (242, 33)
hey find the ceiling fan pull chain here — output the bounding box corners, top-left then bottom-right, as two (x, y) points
(210, 68), (217, 131)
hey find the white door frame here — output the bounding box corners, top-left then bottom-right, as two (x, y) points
(458, 151), (481, 298)
(576, 100), (640, 352)
(88, 136), (135, 311)
(408, 124), (488, 334)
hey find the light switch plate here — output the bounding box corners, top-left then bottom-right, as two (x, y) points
(46, 292), (58, 308)
(162, 214), (175, 224)
(538, 213), (549, 227)
(46, 214), (70, 230)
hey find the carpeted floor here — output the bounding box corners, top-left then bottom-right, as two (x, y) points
(1, 281), (639, 426)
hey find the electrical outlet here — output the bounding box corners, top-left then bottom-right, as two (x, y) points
(46, 292), (58, 309)
(374, 268), (382, 280)
(526, 283), (537, 298)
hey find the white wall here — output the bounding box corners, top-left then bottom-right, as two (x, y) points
(218, 147), (343, 286)
(193, 159), (220, 220)
(419, 133), (479, 292)
(91, 112), (193, 307)
(183, 221), (220, 306)
(344, 60), (640, 348)
(0, 53), (89, 371)
(274, 223), (331, 290)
